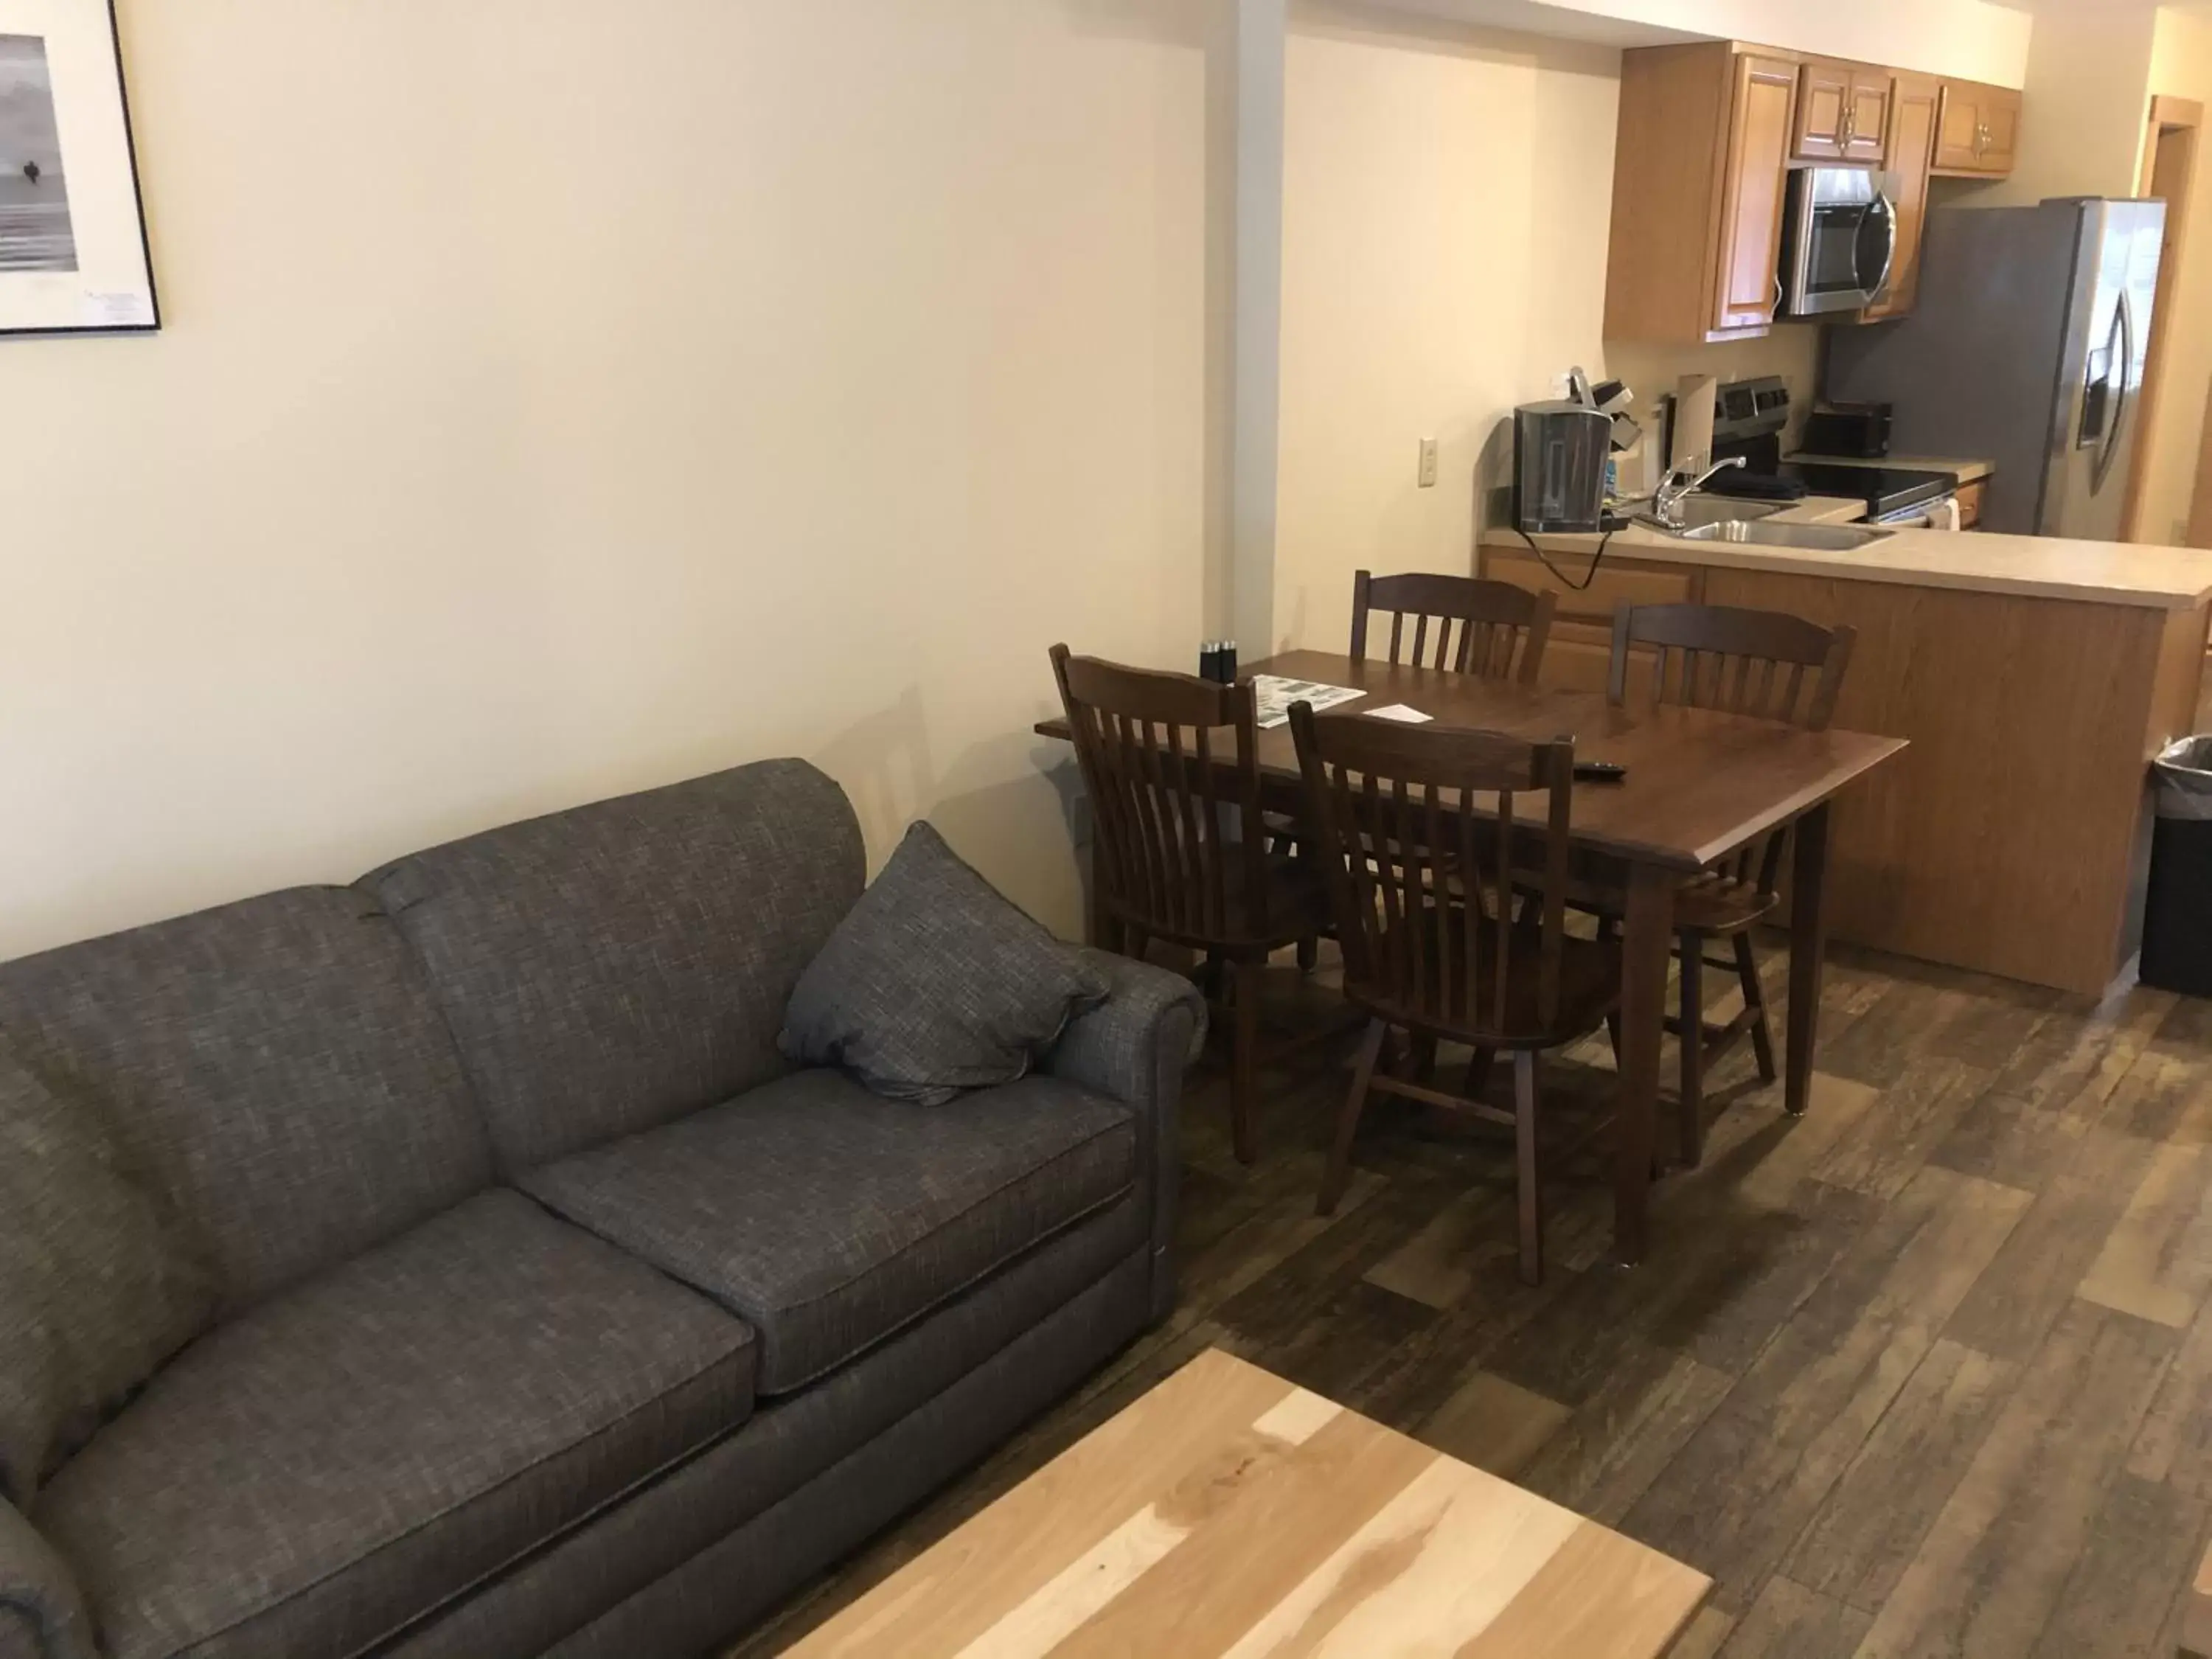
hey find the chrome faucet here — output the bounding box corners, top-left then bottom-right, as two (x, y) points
(1644, 455), (1748, 531)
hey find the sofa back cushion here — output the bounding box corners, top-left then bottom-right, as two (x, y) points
(359, 759), (865, 1171)
(0, 888), (490, 1316)
(0, 1045), (216, 1507)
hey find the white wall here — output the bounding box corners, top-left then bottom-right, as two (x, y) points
(2139, 7), (2212, 547)
(1, 0), (1221, 958)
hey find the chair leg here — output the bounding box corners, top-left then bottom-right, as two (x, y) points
(1736, 931), (1779, 1085)
(1297, 936), (1319, 974)
(1678, 929), (1706, 1169)
(1412, 1033), (1439, 1082)
(1465, 1046), (1495, 1102)
(1232, 957), (1262, 1167)
(1319, 1020), (1388, 1215)
(1598, 916), (1624, 1064)
(1513, 1050), (1544, 1286)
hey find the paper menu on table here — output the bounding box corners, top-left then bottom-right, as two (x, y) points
(1251, 675), (1365, 730)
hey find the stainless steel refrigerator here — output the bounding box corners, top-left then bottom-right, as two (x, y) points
(1823, 198), (2166, 539)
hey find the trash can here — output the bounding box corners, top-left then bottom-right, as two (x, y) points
(2140, 735), (2212, 996)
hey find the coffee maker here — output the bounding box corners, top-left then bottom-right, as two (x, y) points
(1513, 400), (1613, 535)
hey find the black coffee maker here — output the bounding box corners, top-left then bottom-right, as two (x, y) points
(1512, 400), (1613, 535)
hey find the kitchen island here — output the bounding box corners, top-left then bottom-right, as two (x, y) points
(1480, 509), (2212, 995)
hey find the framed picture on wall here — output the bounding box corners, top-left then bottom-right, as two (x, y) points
(0, 0), (155, 335)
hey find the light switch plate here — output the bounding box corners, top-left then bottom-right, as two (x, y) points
(1418, 437), (1439, 488)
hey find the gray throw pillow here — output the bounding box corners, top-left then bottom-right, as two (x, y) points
(0, 1046), (216, 1507)
(780, 822), (1109, 1105)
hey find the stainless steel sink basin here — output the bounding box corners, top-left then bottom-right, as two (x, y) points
(1669, 495), (1786, 529)
(1669, 520), (1896, 552)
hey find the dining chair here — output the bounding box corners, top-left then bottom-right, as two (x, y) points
(1603, 601), (1857, 1166)
(1288, 703), (1620, 1284)
(1350, 570), (1557, 683)
(1051, 644), (1332, 1166)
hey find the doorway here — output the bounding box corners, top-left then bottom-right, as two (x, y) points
(2126, 96), (2201, 543)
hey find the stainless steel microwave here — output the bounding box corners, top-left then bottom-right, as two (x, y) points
(1778, 166), (1900, 317)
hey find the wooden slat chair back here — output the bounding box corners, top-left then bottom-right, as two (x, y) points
(1051, 644), (1331, 1167)
(1601, 601), (1858, 1166)
(1290, 704), (1618, 1284)
(1290, 709), (1573, 1039)
(1610, 601), (1855, 731)
(1051, 645), (1270, 947)
(1351, 571), (1557, 684)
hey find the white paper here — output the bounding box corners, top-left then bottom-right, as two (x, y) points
(1251, 675), (1365, 730)
(78, 290), (153, 329)
(1365, 703), (1433, 724)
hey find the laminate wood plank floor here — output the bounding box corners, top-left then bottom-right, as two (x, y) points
(732, 939), (2212, 1659)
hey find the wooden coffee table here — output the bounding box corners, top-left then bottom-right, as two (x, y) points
(784, 1349), (1709, 1657)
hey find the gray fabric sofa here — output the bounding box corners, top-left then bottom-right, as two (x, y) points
(0, 759), (1202, 1659)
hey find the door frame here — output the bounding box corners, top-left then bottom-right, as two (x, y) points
(2125, 95), (2202, 542)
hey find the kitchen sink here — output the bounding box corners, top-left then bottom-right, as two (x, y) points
(1669, 495), (1787, 529)
(1669, 520), (1896, 552)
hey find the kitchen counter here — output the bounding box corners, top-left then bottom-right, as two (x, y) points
(1480, 516), (2212, 996)
(1495, 514), (2212, 610)
(1786, 452), (1997, 484)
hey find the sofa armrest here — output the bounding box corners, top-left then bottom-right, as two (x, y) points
(1044, 951), (1207, 1322)
(0, 1499), (93, 1659)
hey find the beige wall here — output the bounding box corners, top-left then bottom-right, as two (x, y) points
(1986, 1), (2157, 207)
(2140, 7), (2212, 548)
(1273, 5), (1615, 656)
(1388, 0), (2033, 84)
(1271, 4), (1823, 658)
(2, 0), (1220, 958)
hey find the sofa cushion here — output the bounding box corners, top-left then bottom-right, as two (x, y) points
(518, 1068), (1137, 1393)
(33, 1192), (755, 1659)
(361, 759), (864, 1172)
(0, 1047), (215, 1509)
(0, 888), (490, 1316)
(780, 822), (1108, 1105)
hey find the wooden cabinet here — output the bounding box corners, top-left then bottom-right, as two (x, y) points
(1955, 478), (1986, 529)
(1716, 54), (1800, 331)
(1606, 43), (1798, 344)
(1862, 73), (1942, 322)
(1933, 80), (2020, 175)
(1794, 60), (1892, 165)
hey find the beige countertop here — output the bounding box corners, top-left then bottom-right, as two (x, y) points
(1495, 505), (2212, 609)
(1787, 452), (1997, 484)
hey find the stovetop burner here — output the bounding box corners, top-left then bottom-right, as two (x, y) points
(1780, 462), (1958, 519)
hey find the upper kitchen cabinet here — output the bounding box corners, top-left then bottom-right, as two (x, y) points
(1607, 42), (1798, 344)
(1862, 73), (1943, 321)
(1794, 59), (1893, 165)
(1933, 79), (2021, 174)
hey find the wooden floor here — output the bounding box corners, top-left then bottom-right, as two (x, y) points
(733, 938), (2212, 1659)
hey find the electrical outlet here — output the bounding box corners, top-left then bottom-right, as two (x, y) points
(1418, 437), (1439, 489)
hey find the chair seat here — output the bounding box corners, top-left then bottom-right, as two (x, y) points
(34, 1192), (755, 1659)
(1346, 907), (1621, 1048)
(1110, 852), (1330, 953)
(519, 1068), (1138, 1394)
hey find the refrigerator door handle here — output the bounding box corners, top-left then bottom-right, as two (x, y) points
(2094, 290), (2134, 495)
(1861, 189), (1899, 301)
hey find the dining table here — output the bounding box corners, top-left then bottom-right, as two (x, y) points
(1035, 648), (1907, 1266)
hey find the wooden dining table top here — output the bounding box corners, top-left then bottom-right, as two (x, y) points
(1034, 649), (1907, 873)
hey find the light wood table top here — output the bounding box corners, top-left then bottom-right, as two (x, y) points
(784, 1349), (1710, 1658)
(1037, 650), (1904, 873)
